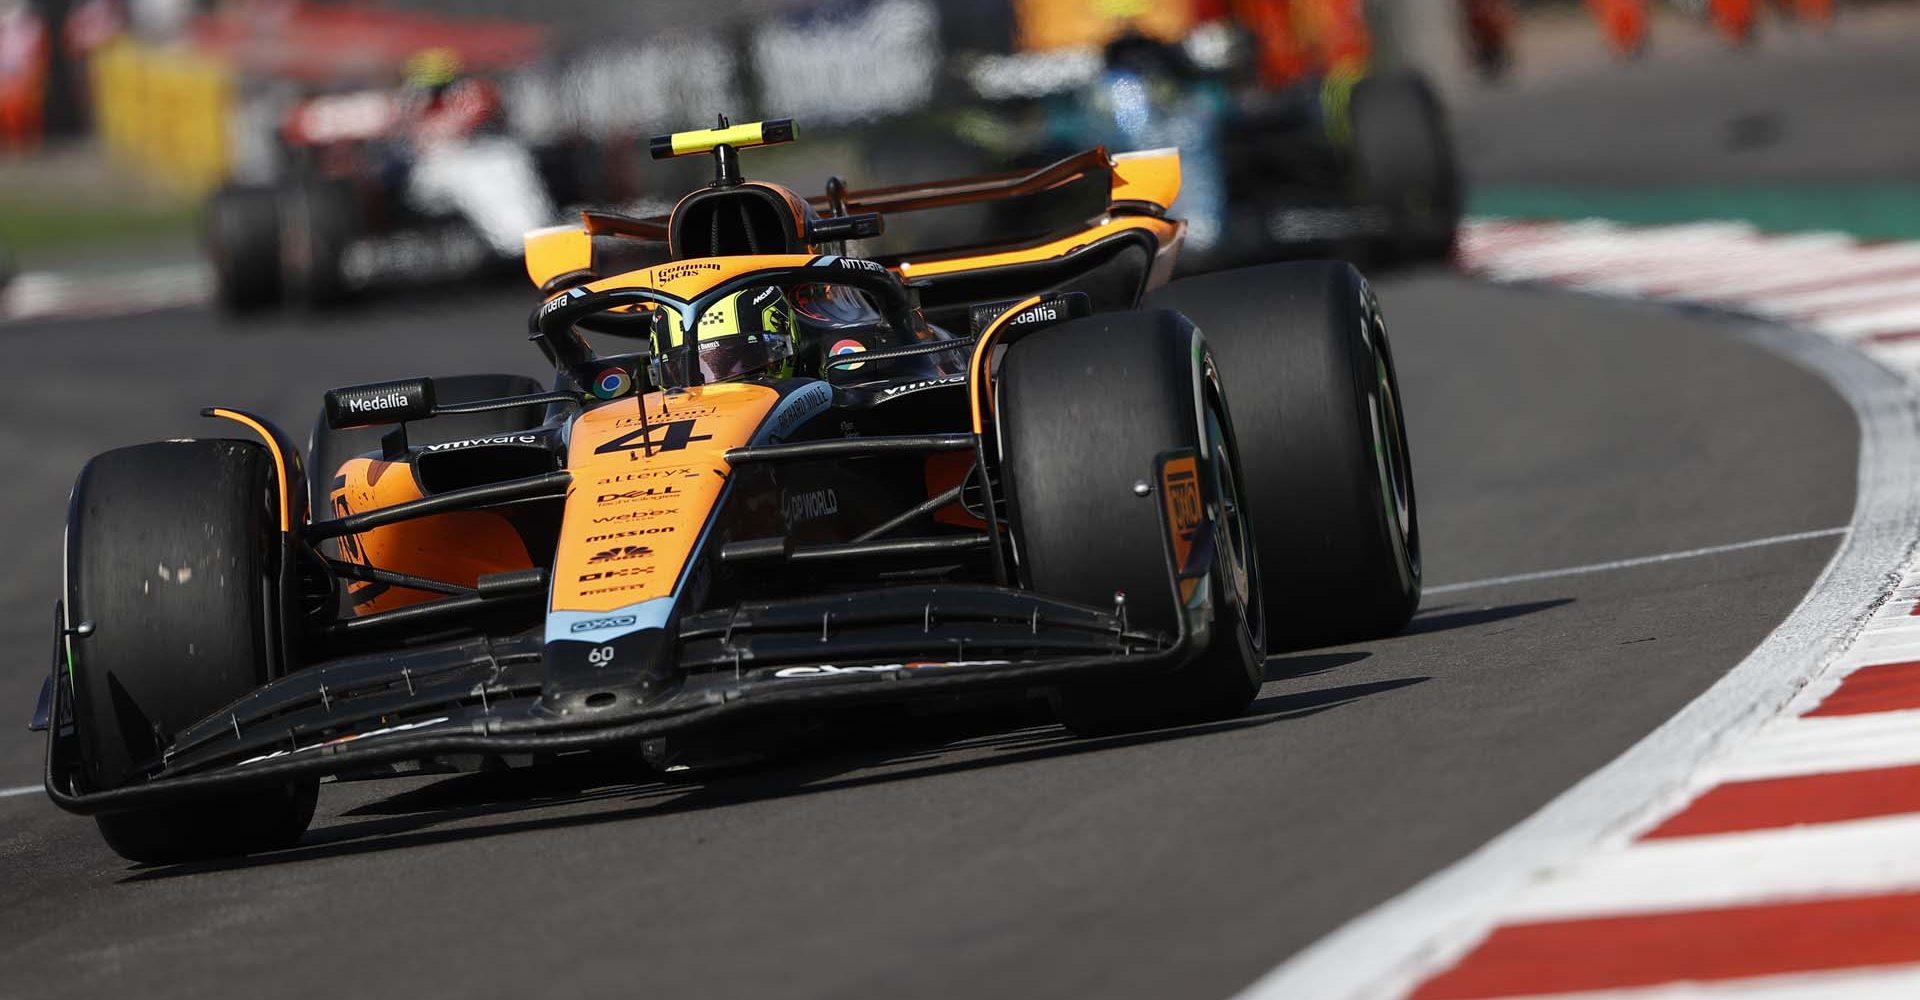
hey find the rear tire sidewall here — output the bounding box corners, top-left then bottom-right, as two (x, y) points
(1148, 260), (1420, 644)
(205, 184), (282, 312)
(280, 180), (357, 309)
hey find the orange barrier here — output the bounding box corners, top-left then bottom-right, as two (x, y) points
(1587, 0), (1649, 58)
(90, 38), (231, 193)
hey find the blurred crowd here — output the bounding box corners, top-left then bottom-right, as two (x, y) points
(0, 0), (1863, 161)
(1584, 0), (1832, 57)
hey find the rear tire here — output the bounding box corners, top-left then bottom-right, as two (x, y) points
(1148, 260), (1420, 644)
(1350, 72), (1460, 263)
(999, 310), (1265, 735)
(205, 184), (282, 312)
(280, 179), (357, 309)
(66, 440), (318, 863)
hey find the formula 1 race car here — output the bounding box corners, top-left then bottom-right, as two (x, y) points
(203, 67), (595, 312)
(36, 118), (1419, 863)
(960, 29), (1461, 271)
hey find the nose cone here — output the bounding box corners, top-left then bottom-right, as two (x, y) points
(539, 624), (679, 717)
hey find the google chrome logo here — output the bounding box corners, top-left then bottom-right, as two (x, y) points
(593, 367), (632, 399)
(830, 338), (867, 371)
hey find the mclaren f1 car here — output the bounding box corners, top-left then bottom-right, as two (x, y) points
(35, 117), (1420, 863)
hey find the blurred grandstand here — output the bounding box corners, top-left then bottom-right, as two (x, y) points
(0, 0), (1883, 303)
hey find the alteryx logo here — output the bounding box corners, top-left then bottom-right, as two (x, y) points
(570, 614), (638, 634)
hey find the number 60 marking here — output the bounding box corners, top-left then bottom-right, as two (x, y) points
(587, 645), (616, 666)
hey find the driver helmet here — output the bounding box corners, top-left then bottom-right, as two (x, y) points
(403, 47), (463, 101)
(651, 284), (801, 385)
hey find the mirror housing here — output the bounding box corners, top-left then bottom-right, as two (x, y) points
(324, 378), (436, 430)
(807, 212), (884, 244)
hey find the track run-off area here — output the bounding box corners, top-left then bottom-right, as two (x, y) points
(8, 14), (1920, 1000)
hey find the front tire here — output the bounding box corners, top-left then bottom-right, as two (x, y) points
(1149, 261), (1420, 644)
(66, 440), (317, 863)
(999, 310), (1265, 735)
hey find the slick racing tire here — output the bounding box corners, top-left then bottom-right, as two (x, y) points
(65, 441), (318, 863)
(1000, 310), (1266, 736)
(280, 179), (358, 309)
(1349, 72), (1461, 262)
(205, 184), (282, 312)
(1149, 261), (1419, 644)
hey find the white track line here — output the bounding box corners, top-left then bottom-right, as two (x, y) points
(1423, 528), (1849, 596)
(1492, 962), (1920, 1000)
(0, 784), (43, 799)
(1, 264), (213, 324)
(1235, 312), (1920, 1000)
(1504, 811), (1920, 922)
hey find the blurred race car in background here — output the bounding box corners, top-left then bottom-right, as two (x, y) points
(204, 48), (601, 312)
(39, 118), (1419, 862)
(956, 0), (1460, 270)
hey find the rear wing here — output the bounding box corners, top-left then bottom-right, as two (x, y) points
(524, 147), (1181, 292)
(816, 146), (1180, 217)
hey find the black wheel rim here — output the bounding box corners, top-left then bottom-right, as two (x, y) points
(1367, 316), (1420, 584)
(1204, 398), (1261, 651)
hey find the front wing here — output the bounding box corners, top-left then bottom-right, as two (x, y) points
(43, 577), (1216, 815)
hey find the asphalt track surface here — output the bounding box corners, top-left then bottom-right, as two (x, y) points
(0, 18), (1901, 1000)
